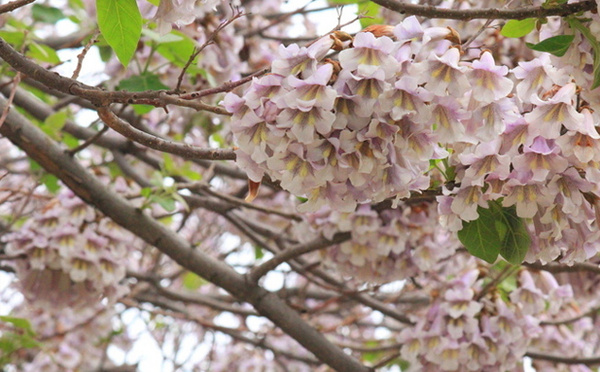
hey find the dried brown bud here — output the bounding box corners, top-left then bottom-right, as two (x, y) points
(323, 58), (341, 84)
(361, 24), (395, 39)
(445, 26), (461, 45)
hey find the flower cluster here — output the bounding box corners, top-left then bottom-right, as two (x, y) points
(3, 190), (131, 308)
(14, 303), (128, 372)
(307, 202), (458, 283)
(399, 269), (542, 371)
(225, 18), (462, 212)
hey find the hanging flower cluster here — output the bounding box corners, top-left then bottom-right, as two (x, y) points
(224, 18), (462, 213)
(398, 269), (543, 371)
(308, 202), (459, 283)
(3, 190), (131, 308)
(14, 304), (127, 372)
(226, 13), (600, 267)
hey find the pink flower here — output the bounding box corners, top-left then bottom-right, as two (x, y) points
(413, 48), (470, 97)
(468, 51), (514, 104)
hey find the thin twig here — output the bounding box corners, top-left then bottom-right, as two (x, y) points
(248, 232), (351, 283)
(196, 183), (302, 221)
(0, 73), (21, 129)
(540, 306), (600, 326)
(0, 0), (35, 14)
(71, 31), (100, 80)
(97, 107), (236, 161)
(176, 7), (246, 92)
(371, 351), (402, 370)
(178, 68), (268, 100)
(476, 264), (519, 301)
(66, 123), (108, 156)
(0, 37), (230, 115)
(526, 351), (600, 365)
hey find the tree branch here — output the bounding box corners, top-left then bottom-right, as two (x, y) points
(524, 261), (600, 274)
(370, 0), (596, 20)
(526, 351), (600, 365)
(248, 232), (351, 283)
(0, 37), (230, 114)
(0, 95), (371, 372)
(96, 107), (236, 161)
(0, 0), (35, 14)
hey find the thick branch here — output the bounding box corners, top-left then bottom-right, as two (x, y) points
(370, 0), (596, 20)
(0, 95), (371, 372)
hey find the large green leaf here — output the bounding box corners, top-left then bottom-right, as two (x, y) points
(495, 204), (531, 264)
(458, 200), (531, 264)
(526, 34), (575, 57)
(457, 203), (501, 264)
(96, 0), (142, 67)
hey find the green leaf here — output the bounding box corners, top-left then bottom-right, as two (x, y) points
(117, 73), (169, 92)
(457, 204), (501, 264)
(62, 133), (80, 149)
(142, 28), (183, 43)
(153, 194), (176, 211)
(526, 34), (575, 57)
(358, 2), (383, 29)
(568, 18), (600, 89)
(495, 204), (531, 264)
(41, 173), (60, 193)
(458, 200), (531, 265)
(254, 245), (264, 260)
(0, 316), (34, 333)
(97, 45), (113, 62)
(140, 187), (152, 198)
(31, 4), (66, 23)
(41, 110), (68, 140)
(182, 272), (207, 290)
(501, 18), (537, 38)
(96, 0), (142, 67)
(155, 31), (201, 73)
(0, 30), (25, 48)
(118, 73), (169, 113)
(26, 42), (61, 64)
(68, 0), (85, 10)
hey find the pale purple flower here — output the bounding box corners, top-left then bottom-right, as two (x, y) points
(276, 106), (336, 143)
(279, 63), (337, 111)
(413, 48), (470, 97)
(468, 51), (514, 104)
(378, 75), (434, 123)
(339, 31), (399, 79)
(458, 138), (511, 186)
(502, 177), (553, 219)
(509, 271), (546, 315)
(525, 83), (585, 140)
(450, 186), (488, 221)
(511, 137), (569, 182)
(512, 54), (570, 103)
(431, 96), (472, 143)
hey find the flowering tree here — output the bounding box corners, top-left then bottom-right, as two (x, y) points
(2, 0), (600, 370)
